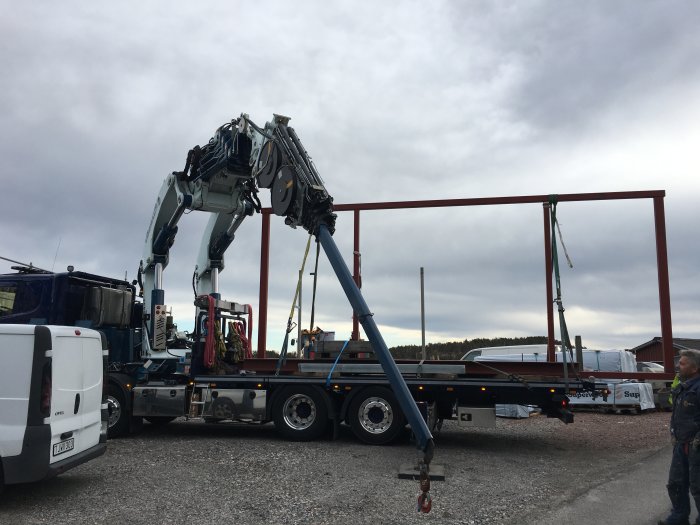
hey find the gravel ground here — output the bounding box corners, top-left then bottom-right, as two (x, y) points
(0, 411), (670, 525)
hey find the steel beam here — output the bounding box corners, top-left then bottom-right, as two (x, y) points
(352, 209), (361, 340)
(653, 197), (674, 373)
(331, 190), (665, 212)
(543, 204), (556, 361)
(257, 210), (271, 358)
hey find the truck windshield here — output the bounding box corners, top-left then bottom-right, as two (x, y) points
(0, 282), (43, 318)
(0, 284), (16, 316)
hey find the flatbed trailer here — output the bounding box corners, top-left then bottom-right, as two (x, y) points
(126, 356), (604, 446)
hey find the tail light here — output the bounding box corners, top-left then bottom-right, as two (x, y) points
(103, 354), (108, 398)
(40, 362), (52, 417)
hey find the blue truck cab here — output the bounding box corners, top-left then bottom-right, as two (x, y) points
(0, 267), (141, 363)
(0, 266), (145, 437)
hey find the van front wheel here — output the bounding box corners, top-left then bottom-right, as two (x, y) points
(144, 416), (176, 426)
(107, 384), (129, 438)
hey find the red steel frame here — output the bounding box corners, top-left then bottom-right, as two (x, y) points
(256, 190), (675, 378)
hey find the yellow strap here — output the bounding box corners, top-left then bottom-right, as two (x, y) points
(287, 234), (313, 323)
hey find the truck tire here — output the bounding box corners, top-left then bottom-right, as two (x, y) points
(144, 416), (176, 426)
(348, 386), (405, 445)
(202, 398), (236, 424)
(107, 384), (129, 438)
(273, 385), (328, 441)
(211, 397), (236, 421)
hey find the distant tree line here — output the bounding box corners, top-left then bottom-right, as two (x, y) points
(389, 336), (551, 360)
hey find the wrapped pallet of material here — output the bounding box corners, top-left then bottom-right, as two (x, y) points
(568, 382), (655, 410)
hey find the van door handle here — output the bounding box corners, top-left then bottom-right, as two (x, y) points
(74, 393), (81, 414)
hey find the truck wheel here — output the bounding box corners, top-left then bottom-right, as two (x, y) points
(211, 397), (236, 421)
(348, 386), (405, 445)
(144, 416), (176, 426)
(273, 386), (328, 441)
(107, 384), (129, 438)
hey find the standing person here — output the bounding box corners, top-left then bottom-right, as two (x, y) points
(660, 349), (700, 525)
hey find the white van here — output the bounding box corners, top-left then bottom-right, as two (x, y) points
(461, 345), (551, 361)
(0, 325), (107, 490)
(471, 347), (638, 372)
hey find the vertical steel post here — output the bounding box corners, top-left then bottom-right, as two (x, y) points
(575, 335), (583, 374)
(420, 267), (426, 361)
(543, 204), (556, 362)
(318, 225), (434, 461)
(352, 210), (361, 340)
(653, 196), (674, 373)
(257, 210), (271, 358)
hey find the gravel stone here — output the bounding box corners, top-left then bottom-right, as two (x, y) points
(0, 411), (670, 524)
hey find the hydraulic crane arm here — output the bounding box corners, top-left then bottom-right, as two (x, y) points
(139, 113), (434, 465)
(193, 206), (252, 297)
(140, 118), (259, 356)
(141, 115), (334, 325)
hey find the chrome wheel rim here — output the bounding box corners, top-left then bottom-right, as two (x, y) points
(282, 394), (316, 430)
(358, 397), (393, 434)
(107, 395), (122, 429)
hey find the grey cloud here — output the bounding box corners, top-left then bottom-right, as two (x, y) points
(1, 1), (697, 351)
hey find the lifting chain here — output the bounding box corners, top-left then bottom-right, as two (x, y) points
(416, 464), (432, 513)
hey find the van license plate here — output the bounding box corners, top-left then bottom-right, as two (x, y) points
(53, 438), (75, 456)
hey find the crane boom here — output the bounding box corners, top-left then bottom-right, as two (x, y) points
(139, 112), (434, 465)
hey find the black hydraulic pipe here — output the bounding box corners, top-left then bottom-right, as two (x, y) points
(276, 127), (313, 186)
(287, 127), (325, 187)
(317, 224), (434, 463)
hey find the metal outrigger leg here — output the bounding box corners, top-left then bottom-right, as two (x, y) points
(317, 224), (436, 510)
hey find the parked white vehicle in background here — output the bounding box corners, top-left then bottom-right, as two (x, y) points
(637, 361), (665, 373)
(637, 361), (673, 409)
(461, 345), (552, 362)
(0, 325), (107, 491)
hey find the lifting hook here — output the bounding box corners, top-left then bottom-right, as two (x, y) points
(416, 463), (432, 513)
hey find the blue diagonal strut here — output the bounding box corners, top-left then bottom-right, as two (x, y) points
(317, 224), (435, 463)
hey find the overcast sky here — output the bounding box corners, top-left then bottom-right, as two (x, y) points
(1, 1), (698, 352)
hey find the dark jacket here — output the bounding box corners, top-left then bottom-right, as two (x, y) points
(671, 375), (700, 442)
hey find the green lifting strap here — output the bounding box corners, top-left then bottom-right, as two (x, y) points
(549, 195), (575, 387)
